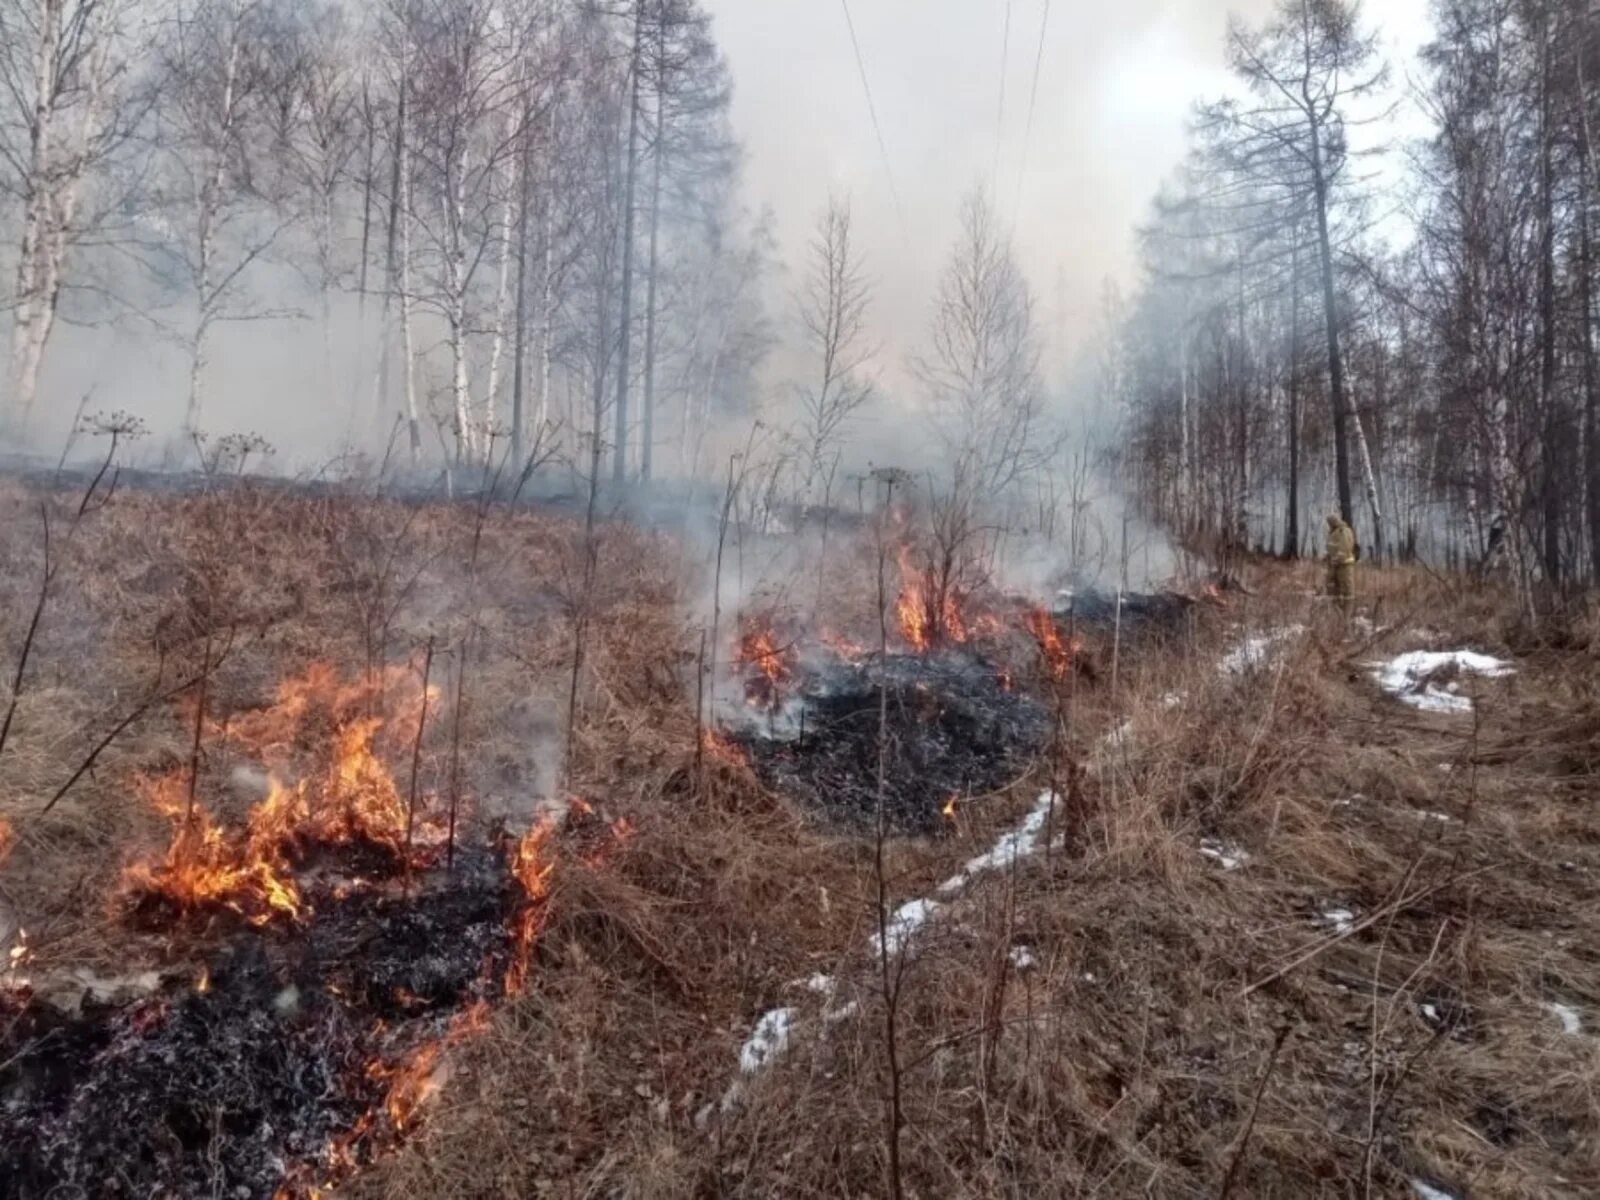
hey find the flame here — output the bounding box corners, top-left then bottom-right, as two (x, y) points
(737, 624), (794, 710)
(895, 546), (974, 652)
(124, 773), (304, 926)
(504, 820), (556, 998)
(6, 927), (29, 976)
(125, 664), (443, 924)
(699, 727), (746, 768)
(896, 547), (931, 651)
(941, 796), (957, 821)
(818, 628), (866, 659)
(1026, 609), (1081, 681)
(196, 965), (211, 995)
(229, 665), (438, 856)
(376, 1041), (447, 1133)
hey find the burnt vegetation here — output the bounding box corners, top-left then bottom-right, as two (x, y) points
(1, 0), (1599, 1198)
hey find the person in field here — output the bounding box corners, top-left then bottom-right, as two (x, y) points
(1325, 513), (1358, 607)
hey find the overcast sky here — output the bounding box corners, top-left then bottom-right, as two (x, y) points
(704, 0), (1432, 388)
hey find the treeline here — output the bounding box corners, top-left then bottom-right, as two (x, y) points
(0, 0), (769, 478)
(1116, 0), (1600, 596)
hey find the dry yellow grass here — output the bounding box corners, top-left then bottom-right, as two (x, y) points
(2, 476), (1598, 1198)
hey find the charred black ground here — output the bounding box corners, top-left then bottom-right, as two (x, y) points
(732, 651), (1051, 834)
(0, 846), (521, 1200)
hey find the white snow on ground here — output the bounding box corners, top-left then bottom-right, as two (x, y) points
(1009, 945), (1038, 971)
(1547, 1002), (1583, 1035)
(1220, 625), (1305, 675)
(1199, 839), (1249, 871)
(1370, 650), (1515, 714)
(1411, 1180), (1461, 1200)
(738, 1008), (795, 1073)
(801, 973), (834, 996)
(938, 789), (1061, 896)
(877, 899), (942, 958)
(1320, 908), (1356, 935)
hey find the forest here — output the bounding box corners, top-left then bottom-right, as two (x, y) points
(1120, 0), (1600, 607)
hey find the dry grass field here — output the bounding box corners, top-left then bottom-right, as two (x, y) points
(1, 474), (1597, 1198)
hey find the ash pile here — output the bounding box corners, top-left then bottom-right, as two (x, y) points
(728, 645), (1050, 835)
(0, 848), (522, 1199)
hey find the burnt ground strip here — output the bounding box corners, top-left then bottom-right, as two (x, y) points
(0, 847), (521, 1200)
(733, 652), (1051, 834)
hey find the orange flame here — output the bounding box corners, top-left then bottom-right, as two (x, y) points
(737, 624), (795, 710)
(941, 796), (957, 821)
(229, 665), (438, 856)
(699, 727), (746, 768)
(124, 663), (442, 925)
(124, 774), (303, 926)
(895, 546), (975, 652)
(1026, 609), (1080, 681)
(504, 820), (556, 998)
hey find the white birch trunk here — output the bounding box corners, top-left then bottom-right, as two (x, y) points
(399, 117), (420, 465)
(483, 147), (518, 440)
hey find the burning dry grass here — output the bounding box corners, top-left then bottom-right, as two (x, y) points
(3, 473), (1599, 1198)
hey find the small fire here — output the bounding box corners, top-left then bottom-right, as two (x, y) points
(125, 664), (442, 924)
(895, 546), (974, 652)
(699, 727), (746, 769)
(504, 820), (556, 998)
(124, 773), (304, 927)
(196, 965), (211, 995)
(941, 795), (958, 821)
(1026, 608), (1080, 682)
(819, 628), (866, 659)
(6, 928), (29, 976)
(737, 624), (795, 711)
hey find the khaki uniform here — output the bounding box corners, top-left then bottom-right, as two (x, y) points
(1325, 515), (1357, 603)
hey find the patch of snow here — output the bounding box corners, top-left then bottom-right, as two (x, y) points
(1418, 811), (1454, 824)
(939, 790), (1060, 895)
(1421, 1002), (1441, 1024)
(1160, 691), (1185, 709)
(1411, 1179), (1460, 1200)
(1199, 838), (1249, 871)
(1009, 945), (1038, 971)
(822, 999), (859, 1023)
(1105, 720), (1135, 749)
(1547, 1002), (1583, 1035)
(739, 1008), (795, 1074)
(1221, 625), (1305, 675)
(876, 899), (942, 958)
(1369, 650), (1514, 714)
(800, 973), (834, 996)
(1320, 908), (1356, 936)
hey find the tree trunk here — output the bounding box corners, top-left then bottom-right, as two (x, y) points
(1309, 125), (1354, 526)
(641, 128), (665, 482)
(612, 0), (646, 483)
(398, 104), (421, 465)
(512, 101), (533, 468)
(375, 82), (406, 436)
(1583, 124), (1600, 584)
(1537, 11), (1561, 586)
(1285, 237), (1302, 558)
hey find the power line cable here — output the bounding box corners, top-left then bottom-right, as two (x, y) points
(838, 0), (907, 237)
(1011, 0), (1053, 227)
(992, 0), (1014, 198)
